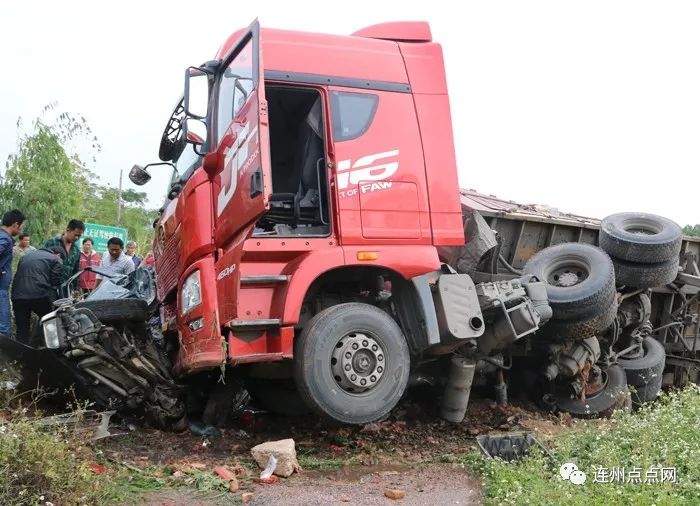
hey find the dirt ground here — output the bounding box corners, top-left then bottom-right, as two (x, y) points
(96, 394), (581, 505)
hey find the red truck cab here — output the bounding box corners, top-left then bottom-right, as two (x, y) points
(142, 20), (468, 423)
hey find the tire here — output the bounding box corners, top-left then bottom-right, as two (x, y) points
(600, 212), (682, 264)
(617, 337), (665, 405)
(246, 379), (311, 417)
(523, 243), (616, 321)
(294, 303), (410, 425)
(541, 302), (618, 340)
(612, 257), (679, 289)
(555, 365), (631, 418)
(75, 298), (148, 322)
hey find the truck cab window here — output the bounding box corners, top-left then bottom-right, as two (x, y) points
(330, 91), (378, 141)
(216, 38), (254, 144)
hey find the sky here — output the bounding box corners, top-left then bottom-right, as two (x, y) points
(1, 0), (699, 226)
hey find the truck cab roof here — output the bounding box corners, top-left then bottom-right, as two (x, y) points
(215, 22), (448, 95)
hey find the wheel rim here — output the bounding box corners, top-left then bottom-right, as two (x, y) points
(622, 217), (662, 236)
(544, 256), (590, 288)
(331, 332), (386, 393)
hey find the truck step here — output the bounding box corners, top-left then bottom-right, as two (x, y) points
(227, 319), (281, 328)
(240, 275), (289, 285)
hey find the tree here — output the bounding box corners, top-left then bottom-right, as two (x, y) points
(1, 105), (158, 252)
(0, 105), (95, 239)
(683, 225), (700, 237)
(82, 186), (157, 254)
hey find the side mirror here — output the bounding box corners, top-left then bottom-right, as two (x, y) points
(183, 118), (208, 147)
(128, 162), (175, 186)
(184, 67), (210, 119)
(129, 165), (151, 185)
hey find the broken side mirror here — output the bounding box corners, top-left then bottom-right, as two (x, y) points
(129, 162), (175, 186)
(129, 165), (151, 186)
(183, 118), (207, 147)
(184, 66), (210, 119)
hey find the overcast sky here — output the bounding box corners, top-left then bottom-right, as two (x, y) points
(1, 1), (698, 226)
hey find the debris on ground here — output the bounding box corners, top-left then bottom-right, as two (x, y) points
(251, 438), (300, 477)
(259, 454), (278, 479)
(213, 465), (236, 481)
(241, 492), (254, 504)
(32, 409), (117, 441)
(384, 488), (407, 500)
(190, 421), (221, 437)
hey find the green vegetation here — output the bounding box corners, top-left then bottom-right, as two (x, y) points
(683, 224), (700, 237)
(464, 386), (700, 505)
(0, 104), (158, 253)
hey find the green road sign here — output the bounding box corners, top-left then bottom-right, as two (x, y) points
(83, 223), (128, 254)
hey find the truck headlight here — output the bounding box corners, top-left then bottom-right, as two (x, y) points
(41, 311), (65, 349)
(181, 270), (202, 313)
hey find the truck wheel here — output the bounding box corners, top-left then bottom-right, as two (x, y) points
(600, 212), (682, 264)
(555, 364), (631, 418)
(617, 337), (665, 405)
(541, 302), (618, 340)
(523, 243), (615, 321)
(612, 257), (679, 288)
(75, 298), (148, 322)
(294, 303), (410, 425)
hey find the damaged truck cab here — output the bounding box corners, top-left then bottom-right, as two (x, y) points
(131, 20), (550, 423)
(125, 19), (698, 426)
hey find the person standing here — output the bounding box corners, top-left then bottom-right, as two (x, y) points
(43, 219), (85, 283)
(95, 237), (135, 286)
(126, 241), (142, 268)
(142, 250), (155, 267)
(78, 237), (101, 294)
(13, 233), (36, 259)
(0, 209), (26, 337)
(11, 247), (63, 346)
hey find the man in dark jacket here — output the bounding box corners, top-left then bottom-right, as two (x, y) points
(11, 247), (64, 345)
(43, 219), (85, 283)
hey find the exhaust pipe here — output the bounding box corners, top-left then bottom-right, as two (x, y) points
(440, 356), (476, 423)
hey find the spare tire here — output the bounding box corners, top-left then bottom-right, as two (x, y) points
(523, 243), (615, 321)
(600, 212), (682, 264)
(612, 257), (679, 289)
(75, 298), (148, 323)
(617, 337), (665, 406)
(541, 302), (618, 340)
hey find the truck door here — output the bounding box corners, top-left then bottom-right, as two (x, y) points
(212, 20), (270, 244)
(210, 20), (271, 322)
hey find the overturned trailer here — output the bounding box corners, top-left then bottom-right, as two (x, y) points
(447, 189), (700, 395)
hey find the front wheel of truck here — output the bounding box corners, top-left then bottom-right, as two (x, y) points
(294, 303), (410, 425)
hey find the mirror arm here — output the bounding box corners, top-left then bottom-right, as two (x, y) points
(193, 144), (207, 156)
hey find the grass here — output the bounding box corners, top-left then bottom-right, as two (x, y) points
(463, 385), (700, 505)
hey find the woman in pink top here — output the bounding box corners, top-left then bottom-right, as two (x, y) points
(78, 237), (101, 293)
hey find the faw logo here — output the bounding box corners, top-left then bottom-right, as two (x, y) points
(336, 149), (399, 198)
(217, 121), (259, 216)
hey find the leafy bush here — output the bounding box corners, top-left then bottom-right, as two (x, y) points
(0, 419), (110, 505)
(465, 386), (700, 505)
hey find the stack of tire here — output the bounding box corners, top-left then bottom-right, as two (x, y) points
(599, 212), (680, 407)
(599, 212), (682, 289)
(523, 242), (617, 340)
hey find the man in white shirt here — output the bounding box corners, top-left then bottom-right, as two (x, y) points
(95, 237), (135, 286)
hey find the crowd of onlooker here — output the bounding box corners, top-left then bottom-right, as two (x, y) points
(0, 209), (155, 345)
